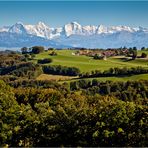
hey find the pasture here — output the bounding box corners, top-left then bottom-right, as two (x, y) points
(34, 49), (148, 72)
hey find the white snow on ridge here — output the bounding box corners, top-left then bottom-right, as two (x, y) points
(1, 21), (148, 48)
(96, 25), (108, 34)
(25, 22), (52, 39)
(8, 22), (27, 34)
(64, 22), (82, 36)
(1, 21), (148, 39)
(83, 25), (97, 35)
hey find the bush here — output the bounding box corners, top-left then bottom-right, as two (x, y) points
(21, 47), (28, 54)
(48, 48), (55, 51)
(93, 54), (103, 60)
(43, 65), (80, 76)
(31, 46), (44, 54)
(49, 51), (57, 56)
(38, 58), (52, 64)
(141, 53), (147, 58)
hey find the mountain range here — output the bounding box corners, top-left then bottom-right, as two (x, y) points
(0, 21), (148, 48)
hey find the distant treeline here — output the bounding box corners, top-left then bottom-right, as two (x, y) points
(43, 65), (80, 76)
(80, 67), (148, 78)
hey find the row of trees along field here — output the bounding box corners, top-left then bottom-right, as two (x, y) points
(80, 67), (148, 78)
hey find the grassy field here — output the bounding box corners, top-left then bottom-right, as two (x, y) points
(37, 74), (77, 81)
(38, 73), (148, 83)
(34, 50), (148, 72)
(62, 74), (148, 83)
(33, 49), (148, 82)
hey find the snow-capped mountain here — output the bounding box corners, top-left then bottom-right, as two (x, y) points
(0, 21), (148, 48)
(63, 22), (82, 36)
(8, 22), (27, 34)
(25, 22), (53, 39)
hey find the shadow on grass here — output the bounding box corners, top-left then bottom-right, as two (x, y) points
(118, 57), (134, 62)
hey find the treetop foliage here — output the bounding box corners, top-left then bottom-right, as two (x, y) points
(0, 80), (147, 147)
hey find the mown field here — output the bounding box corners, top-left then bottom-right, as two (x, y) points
(33, 49), (148, 81)
(64, 73), (148, 83)
(37, 73), (148, 83)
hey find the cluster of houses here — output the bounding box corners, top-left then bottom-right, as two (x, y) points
(72, 48), (129, 60)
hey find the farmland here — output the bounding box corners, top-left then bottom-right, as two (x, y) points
(32, 49), (148, 82)
(34, 49), (148, 72)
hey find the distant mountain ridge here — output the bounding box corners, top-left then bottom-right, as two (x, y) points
(0, 21), (148, 48)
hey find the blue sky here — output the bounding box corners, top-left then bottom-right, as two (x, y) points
(0, 1), (148, 28)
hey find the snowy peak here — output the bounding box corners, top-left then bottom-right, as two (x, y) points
(1, 21), (148, 38)
(25, 22), (52, 39)
(35, 21), (51, 32)
(64, 22), (82, 36)
(97, 25), (107, 34)
(65, 21), (81, 26)
(8, 22), (27, 34)
(1, 21), (148, 48)
(36, 21), (48, 28)
(82, 25), (97, 35)
(137, 26), (148, 32)
(107, 25), (135, 33)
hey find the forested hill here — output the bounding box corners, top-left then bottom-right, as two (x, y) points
(0, 47), (147, 147)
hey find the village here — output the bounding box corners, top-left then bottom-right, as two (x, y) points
(47, 46), (148, 60)
(72, 48), (134, 60)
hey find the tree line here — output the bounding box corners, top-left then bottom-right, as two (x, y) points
(0, 79), (147, 147)
(43, 65), (80, 76)
(80, 67), (148, 78)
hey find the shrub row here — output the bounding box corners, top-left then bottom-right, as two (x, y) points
(43, 65), (80, 76)
(80, 67), (148, 78)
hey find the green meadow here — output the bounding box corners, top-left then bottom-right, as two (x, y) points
(32, 49), (148, 81)
(62, 73), (148, 83)
(34, 50), (148, 72)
